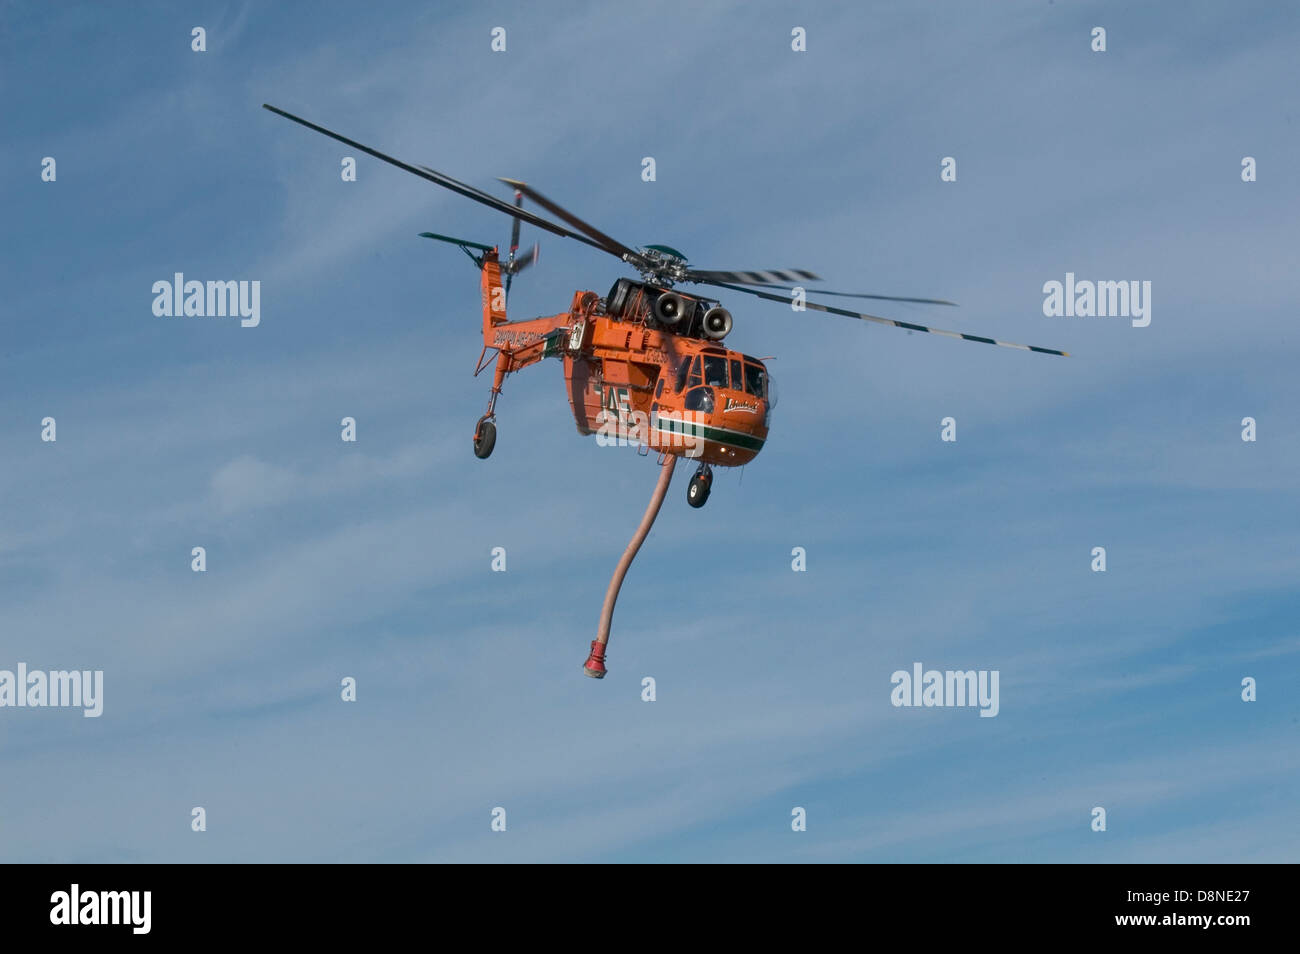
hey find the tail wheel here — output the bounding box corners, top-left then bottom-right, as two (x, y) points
(686, 473), (711, 508)
(473, 417), (497, 459)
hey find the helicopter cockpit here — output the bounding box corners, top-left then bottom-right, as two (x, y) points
(669, 350), (774, 428)
(673, 352), (770, 399)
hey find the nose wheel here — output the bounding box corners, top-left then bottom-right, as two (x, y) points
(473, 415), (497, 459)
(686, 463), (712, 508)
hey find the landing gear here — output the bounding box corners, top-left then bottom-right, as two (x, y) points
(474, 353), (508, 460)
(686, 463), (712, 508)
(473, 416), (496, 459)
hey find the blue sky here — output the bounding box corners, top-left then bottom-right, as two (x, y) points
(2, 0), (1297, 862)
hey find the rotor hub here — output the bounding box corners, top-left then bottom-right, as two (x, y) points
(631, 245), (690, 286)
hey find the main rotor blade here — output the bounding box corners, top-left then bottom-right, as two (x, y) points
(686, 268), (822, 285)
(262, 104), (609, 253)
(749, 283), (957, 307)
(702, 281), (1070, 357)
(499, 177), (644, 264)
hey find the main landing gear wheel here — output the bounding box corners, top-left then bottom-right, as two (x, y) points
(686, 465), (712, 508)
(473, 416), (497, 459)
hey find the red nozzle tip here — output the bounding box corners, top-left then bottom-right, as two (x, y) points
(582, 640), (607, 679)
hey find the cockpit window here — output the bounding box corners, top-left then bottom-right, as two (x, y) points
(674, 357), (691, 393)
(743, 362), (767, 399)
(730, 359), (742, 390)
(703, 356), (728, 388)
(686, 355), (702, 389)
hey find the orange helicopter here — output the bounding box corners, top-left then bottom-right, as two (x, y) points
(263, 104), (1069, 679)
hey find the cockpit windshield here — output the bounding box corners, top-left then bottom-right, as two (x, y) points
(742, 361), (768, 400)
(702, 356), (728, 388)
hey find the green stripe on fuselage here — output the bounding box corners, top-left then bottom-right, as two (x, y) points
(652, 418), (765, 453)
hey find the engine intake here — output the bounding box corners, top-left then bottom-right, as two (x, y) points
(702, 306), (733, 340)
(654, 291), (688, 325)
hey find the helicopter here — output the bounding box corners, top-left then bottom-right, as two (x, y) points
(262, 104), (1069, 679)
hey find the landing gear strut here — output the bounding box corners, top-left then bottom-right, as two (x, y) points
(474, 359), (506, 460)
(686, 463), (712, 508)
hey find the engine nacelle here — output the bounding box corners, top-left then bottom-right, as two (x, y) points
(702, 306), (733, 340)
(654, 291), (689, 325)
(605, 278), (636, 318)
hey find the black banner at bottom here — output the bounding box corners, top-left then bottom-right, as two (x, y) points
(1, 863), (1277, 940)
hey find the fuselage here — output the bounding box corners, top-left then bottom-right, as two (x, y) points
(563, 320), (772, 467)
(478, 256), (772, 468)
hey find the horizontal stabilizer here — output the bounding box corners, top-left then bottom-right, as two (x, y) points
(419, 231), (496, 268)
(419, 231), (494, 252)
